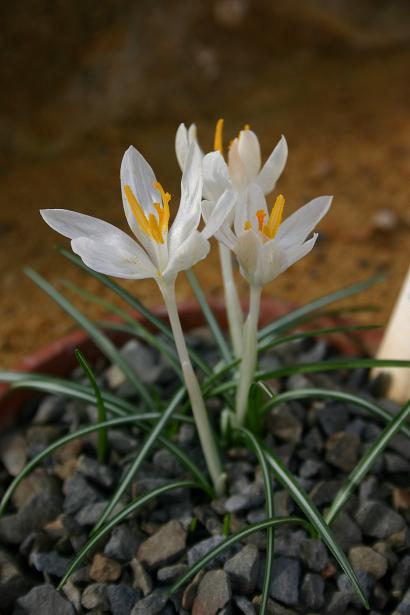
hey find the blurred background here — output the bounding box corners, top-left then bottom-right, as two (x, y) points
(1, 0), (410, 367)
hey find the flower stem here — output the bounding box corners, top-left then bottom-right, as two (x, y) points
(159, 281), (225, 496)
(218, 243), (244, 358)
(235, 284), (261, 425)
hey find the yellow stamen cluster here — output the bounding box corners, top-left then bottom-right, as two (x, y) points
(244, 194), (285, 240)
(124, 181), (171, 244)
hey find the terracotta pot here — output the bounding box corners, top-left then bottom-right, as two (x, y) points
(0, 297), (381, 430)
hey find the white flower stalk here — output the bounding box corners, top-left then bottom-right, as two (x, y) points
(176, 120), (288, 358)
(220, 184), (333, 424)
(41, 142), (233, 495)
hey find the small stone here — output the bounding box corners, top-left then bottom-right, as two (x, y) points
(104, 524), (140, 562)
(12, 469), (61, 510)
(393, 488), (410, 511)
(299, 459), (322, 478)
(75, 501), (108, 526)
(390, 434), (410, 460)
(0, 549), (32, 611)
(81, 583), (110, 610)
(76, 454), (116, 488)
(300, 572), (325, 609)
(287, 374), (311, 390)
(359, 476), (380, 502)
(131, 588), (168, 615)
(106, 339), (162, 388)
(309, 480), (343, 506)
(300, 538), (329, 571)
(325, 591), (351, 615)
(355, 501), (405, 538)
(396, 587), (410, 615)
(349, 546), (388, 579)
(268, 405), (303, 443)
(384, 453), (410, 473)
(157, 563), (188, 583)
(137, 520), (186, 570)
(269, 557), (300, 605)
(89, 553), (122, 583)
(274, 528), (306, 557)
(392, 555), (410, 593)
(63, 473), (103, 515)
(325, 431), (360, 471)
(337, 570), (375, 607)
(26, 425), (61, 456)
(16, 584), (75, 615)
(372, 208), (398, 231)
(152, 448), (182, 477)
(0, 493), (62, 544)
(373, 541), (398, 567)
(234, 595), (256, 614)
(187, 535), (225, 567)
(30, 551), (72, 578)
(316, 403), (349, 436)
(252, 596), (297, 614)
(107, 584), (140, 615)
(304, 427), (324, 452)
(131, 558), (153, 596)
(225, 481), (265, 513)
(61, 581), (81, 612)
(192, 569), (232, 615)
(332, 511), (363, 551)
(0, 435), (27, 476)
(224, 544), (259, 594)
(182, 570), (205, 610)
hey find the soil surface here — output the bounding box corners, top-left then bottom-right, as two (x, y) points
(1, 11), (410, 367)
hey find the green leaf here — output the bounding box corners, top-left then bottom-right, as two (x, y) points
(258, 324), (382, 354)
(258, 358), (410, 381)
(58, 247), (211, 376)
(91, 387), (189, 534)
(239, 428), (274, 615)
(262, 444), (368, 608)
(325, 399), (410, 525)
(63, 279), (182, 377)
(75, 349), (108, 464)
(169, 516), (312, 596)
(258, 273), (383, 341)
(185, 269), (232, 364)
(57, 479), (201, 590)
(25, 268), (155, 411)
(0, 372), (210, 495)
(257, 385), (410, 439)
(0, 414), (159, 517)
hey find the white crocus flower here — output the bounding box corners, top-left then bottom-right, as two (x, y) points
(41, 142), (233, 496)
(41, 143), (232, 285)
(176, 120), (288, 358)
(222, 183), (332, 425)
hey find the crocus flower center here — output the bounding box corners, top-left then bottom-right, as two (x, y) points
(213, 119), (251, 158)
(244, 194), (285, 240)
(124, 181), (171, 244)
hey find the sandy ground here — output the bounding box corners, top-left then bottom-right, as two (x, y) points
(1, 48), (409, 368)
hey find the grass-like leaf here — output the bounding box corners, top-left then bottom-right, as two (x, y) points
(325, 399), (410, 525)
(258, 324), (382, 353)
(57, 479), (202, 590)
(25, 268), (156, 411)
(258, 273), (383, 341)
(59, 248), (211, 376)
(75, 349), (108, 463)
(258, 358), (410, 381)
(257, 385), (410, 439)
(262, 443), (368, 608)
(0, 415), (160, 516)
(185, 269), (232, 364)
(239, 428), (274, 615)
(63, 279), (182, 378)
(169, 516), (312, 596)
(91, 387), (188, 533)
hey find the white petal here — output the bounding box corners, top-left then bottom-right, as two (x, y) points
(256, 135), (288, 195)
(168, 143), (202, 253)
(237, 129), (261, 180)
(163, 230), (209, 282)
(281, 233), (318, 271)
(202, 190), (235, 240)
(71, 233), (156, 280)
(175, 123), (199, 170)
(233, 183), (267, 237)
(277, 196), (332, 249)
(202, 151), (230, 201)
(40, 209), (122, 240)
(228, 138), (248, 191)
(234, 231), (262, 284)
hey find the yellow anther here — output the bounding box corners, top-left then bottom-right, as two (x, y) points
(256, 210), (266, 233)
(124, 182), (171, 244)
(124, 185), (152, 237)
(153, 181), (171, 235)
(243, 124), (251, 130)
(264, 194), (285, 239)
(214, 118), (224, 155)
(244, 221), (252, 231)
